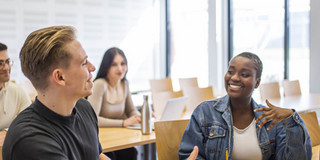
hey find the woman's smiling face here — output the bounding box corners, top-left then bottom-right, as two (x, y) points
(224, 56), (260, 100)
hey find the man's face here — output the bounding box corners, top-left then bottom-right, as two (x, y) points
(0, 50), (11, 86)
(61, 40), (96, 98)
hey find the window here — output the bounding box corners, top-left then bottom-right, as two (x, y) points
(168, 0), (209, 90)
(230, 0), (310, 93)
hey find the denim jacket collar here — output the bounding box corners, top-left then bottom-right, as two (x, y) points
(215, 95), (270, 151)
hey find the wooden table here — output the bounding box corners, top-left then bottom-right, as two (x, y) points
(260, 93), (320, 113)
(312, 145), (320, 160)
(0, 131), (6, 160)
(99, 128), (156, 153)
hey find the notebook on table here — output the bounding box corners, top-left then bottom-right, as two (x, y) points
(127, 96), (188, 130)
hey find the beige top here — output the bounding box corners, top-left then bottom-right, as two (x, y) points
(0, 82), (31, 130)
(88, 78), (139, 127)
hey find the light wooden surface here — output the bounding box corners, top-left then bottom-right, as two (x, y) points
(283, 79), (302, 97)
(149, 78), (173, 93)
(0, 131), (6, 160)
(312, 145), (320, 160)
(261, 93), (320, 112)
(259, 82), (281, 100)
(152, 90), (183, 120)
(154, 119), (190, 160)
(99, 128), (156, 153)
(179, 77), (198, 91)
(182, 86), (214, 113)
(299, 112), (320, 147)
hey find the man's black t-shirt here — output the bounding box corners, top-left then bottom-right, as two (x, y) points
(2, 98), (102, 160)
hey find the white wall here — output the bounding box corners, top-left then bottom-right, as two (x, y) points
(0, 0), (160, 91)
(310, 0), (320, 93)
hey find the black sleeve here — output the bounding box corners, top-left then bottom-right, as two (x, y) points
(11, 135), (68, 160)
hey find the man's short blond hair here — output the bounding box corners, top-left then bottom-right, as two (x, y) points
(20, 26), (76, 91)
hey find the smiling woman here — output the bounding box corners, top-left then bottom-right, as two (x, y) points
(178, 52), (312, 160)
(87, 47), (140, 160)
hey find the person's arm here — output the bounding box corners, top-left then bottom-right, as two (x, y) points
(254, 100), (312, 159)
(124, 81), (140, 117)
(179, 105), (206, 160)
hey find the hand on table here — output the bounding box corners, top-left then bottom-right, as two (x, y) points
(254, 99), (294, 130)
(123, 115), (141, 127)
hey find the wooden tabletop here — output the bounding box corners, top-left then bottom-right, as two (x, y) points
(262, 93), (320, 112)
(0, 131), (6, 160)
(312, 145), (320, 160)
(99, 127), (156, 153)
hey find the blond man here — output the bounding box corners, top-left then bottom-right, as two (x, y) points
(2, 26), (109, 160)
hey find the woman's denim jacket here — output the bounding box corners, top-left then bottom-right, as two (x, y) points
(179, 95), (312, 160)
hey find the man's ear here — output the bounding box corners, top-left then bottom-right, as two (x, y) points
(255, 78), (261, 88)
(52, 69), (66, 86)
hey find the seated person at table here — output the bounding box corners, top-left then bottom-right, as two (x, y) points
(88, 47), (140, 160)
(0, 42), (31, 133)
(179, 52), (312, 160)
(2, 26), (109, 160)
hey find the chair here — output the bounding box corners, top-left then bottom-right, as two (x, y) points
(282, 79), (302, 96)
(19, 79), (37, 102)
(179, 77), (198, 91)
(299, 111), (320, 147)
(152, 91), (183, 120)
(259, 82), (281, 100)
(154, 119), (190, 160)
(149, 78), (173, 93)
(182, 86), (214, 114)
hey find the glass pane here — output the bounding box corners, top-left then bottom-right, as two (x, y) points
(169, 0), (209, 90)
(232, 0), (285, 85)
(289, 0), (310, 93)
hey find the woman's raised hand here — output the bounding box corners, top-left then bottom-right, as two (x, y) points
(254, 99), (294, 130)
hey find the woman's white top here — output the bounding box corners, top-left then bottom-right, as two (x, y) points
(232, 118), (262, 160)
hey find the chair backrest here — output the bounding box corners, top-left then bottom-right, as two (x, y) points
(154, 119), (190, 160)
(282, 79), (301, 96)
(149, 78), (173, 93)
(179, 77), (198, 91)
(19, 79), (37, 102)
(152, 91), (183, 120)
(259, 82), (281, 100)
(299, 111), (320, 147)
(182, 86), (214, 114)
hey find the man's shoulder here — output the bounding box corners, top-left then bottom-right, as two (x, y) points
(75, 98), (95, 115)
(5, 104), (50, 143)
(6, 81), (28, 95)
(76, 98), (92, 108)
(9, 103), (41, 129)
(94, 78), (107, 85)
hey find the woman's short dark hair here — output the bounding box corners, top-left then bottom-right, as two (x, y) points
(232, 52), (263, 78)
(95, 47), (128, 81)
(0, 42), (7, 51)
